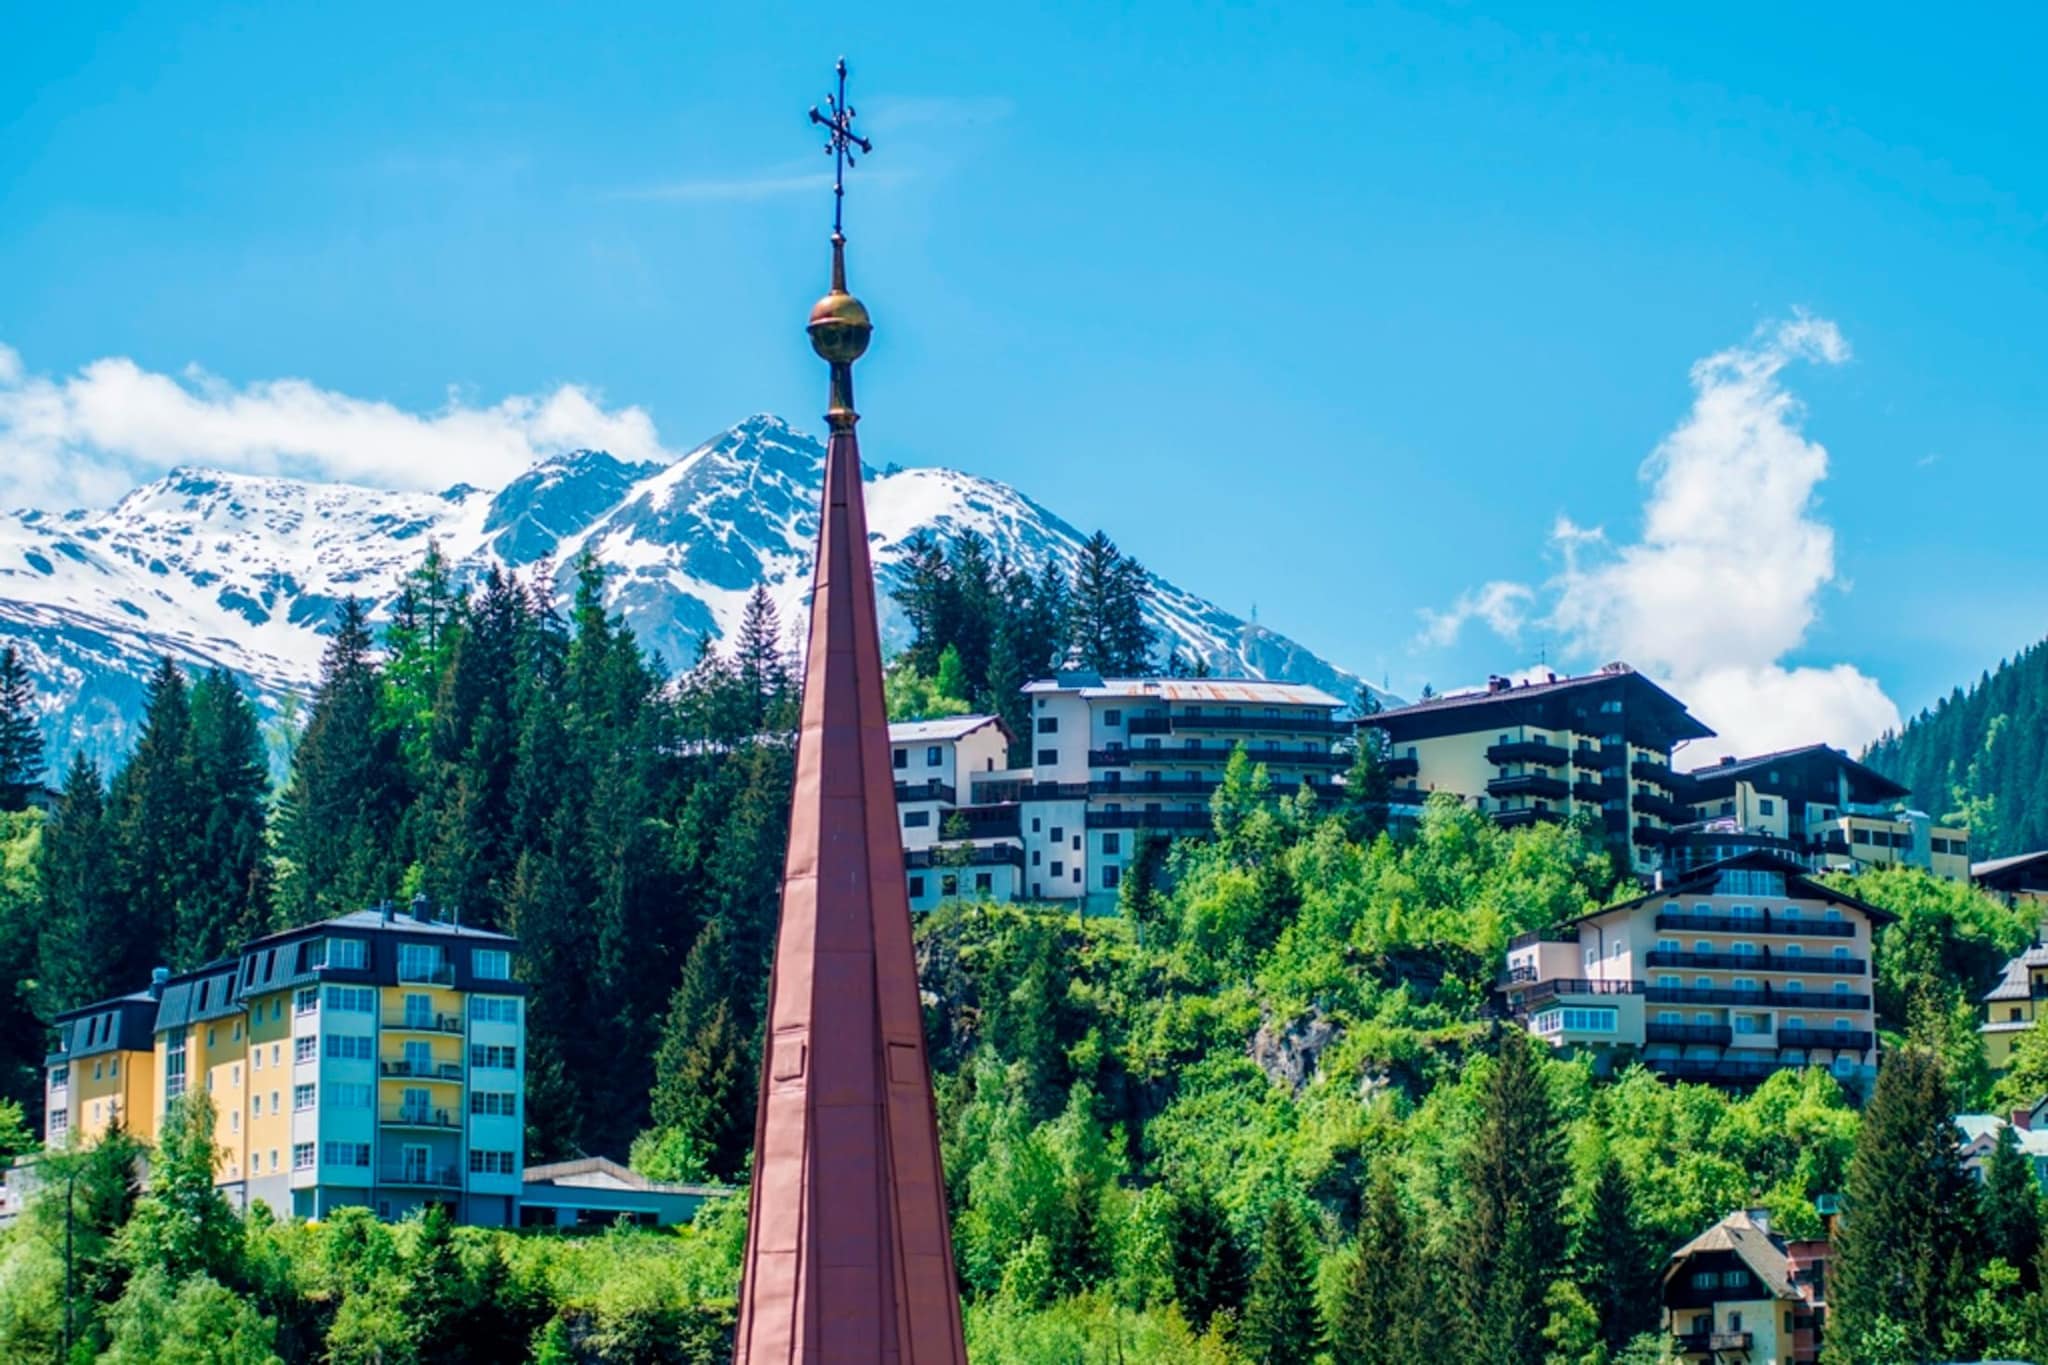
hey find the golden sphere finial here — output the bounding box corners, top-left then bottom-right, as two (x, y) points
(808, 232), (871, 364)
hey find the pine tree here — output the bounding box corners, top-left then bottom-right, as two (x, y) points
(1983, 1123), (2045, 1289)
(1240, 1197), (1324, 1364)
(1454, 1028), (1569, 1365)
(1574, 1149), (1656, 1351)
(733, 583), (789, 731)
(1066, 532), (1156, 674)
(110, 657), (199, 975)
(0, 645), (44, 809)
(947, 532), (998, 689)
(37, 752), (126, 1012)
(180, 669), (272, 963)
(1825, 1046), (1978, 1363)
(1327, 1164), (1428, 1365)
(646, 921), (755, 1182)
(889, 532), (955, 675)
(1168, 1182), (1248, 1331)
(405, 1203), (471, 1362)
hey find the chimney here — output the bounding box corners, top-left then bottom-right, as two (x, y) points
(2015, 1108), (2033, 1133)
(410, 893), (432, 923)
(1720, 755), (1738, 766)
(379, 900), (394, 925)
(1487, 675), (1509, 694)
(1746, 1207), (1772, 1235)
(149, 966), (169, 1000)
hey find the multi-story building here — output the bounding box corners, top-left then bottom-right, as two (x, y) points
(1660, 1209), (1829, 1364)
(1500, 852), (1888, 1094)
(45, 985), (162, 1148)
(1675, 744), (1970, 881)
(1974, 849), (2048, 909)
(42, 899), (526, 1227)
(891, 673), (1348, 915)
(1981, 933), (2048, 1072)
(1361, 664), (1715, 876)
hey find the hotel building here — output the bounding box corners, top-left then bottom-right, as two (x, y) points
(1974, 849), (2048, 910)
(892, 671), (1346, 914)
(43, 899), (526, 1226)
(1360, 664), (1714, 876)
(1675, 744), (1970, 881)
(1500, 852), (1888, 1094)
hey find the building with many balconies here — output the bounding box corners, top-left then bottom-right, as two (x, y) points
(1672, 744), (1969, 881)
(42, 897), (526, 1227)
(891, 715), (1025, 912)
(1500, 852), (1889, 1095)
(1359, 663), (1715, 876)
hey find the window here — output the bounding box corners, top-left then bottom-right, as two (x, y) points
(1556, 1007), (1617, 1032)
(295, 1035), (318, 1064)
(1100, 831), (1123, 856)
(471, 1090), (519, 1116)
(1049, 826), (1065, 842)
(325, 1034), (374, 1061)
(1692, 1271), (1719, 1290)
(330, 1083), (371, 1109)
(1102, 865), (1121, 890)
(1049, 861), (1064, 878)
(325, 986), (375, 1013)
(1037, 749), (1058, 766)
(295, 987), (319, 1016)
(974, 872), (992, 893)
(399, 944), (445, 982)
(941, 874), (959, 896)
(233, 1021), (242, 1042)
(1071, 834), (1081, 851)
(1103, 709), (1122, 725)
(1072, 866), (1081, 884)
(206, 1027), (216, 1048)
(329, 937), (366, 969)
(1037, 717), (1058, 734)
(1031, 850), (1041, 866)
(1758, 798), (1776, 816)
(270, 1090), (280, 1114)
(110, 1058), (119, 1077)
(902, 810), (930, 829)
(908, 875), (925, 897)
(1657, 939), (1679, 954)
(473, 949), (511, 981)
(252, 1050), (261, 1072)
(925, 746), (942, 767)
(271, 1000), (282, 1022)
(893, 748), (907, 770)
(270, 1043), (279, 1066)
(471, 1044), (518, 1070)
(231, 1063), (241, 1085)
(473, 996), (520, 1024)
(294, 1084), (316, 1111)
(322, 1142), (371, 1167)
(252, 1093), (263, 1117)
(469, 1149), (518, 1175)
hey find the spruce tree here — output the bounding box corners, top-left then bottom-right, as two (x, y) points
(1327, 1164), (1428, 1365)
(1825, 1045), (1978, 1363)
(0, 645), (44, 809)
(37, 752), (125, 1012)
(646, 921), (755, 1182)
(1240, 1196), (1324, 1364)
(181, 669), (272, 963)
(1983, 1123), (2045, 1288)
(1168, 1182), (1248, 1331)
(733, 583), (789, 730)
(1066, 531), (1156, 675)
(889, 532), (954, 674)
(1454, 1028), (1568, 1365)
(1574, 1149), (1657, 1351)
(110, 657), (199, 974)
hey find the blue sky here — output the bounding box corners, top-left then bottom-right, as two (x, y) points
(3, 2), (2044, 753)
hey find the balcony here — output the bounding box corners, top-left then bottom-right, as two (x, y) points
(1649, 1056), (1802, 1084)
(1571, 747), (1604, 773)
(380, 1104), (461, 1130)
(1167, 713), (1348, 736)
(382, 1012), (464, 1035)
(1633, 791), (1695, 825)
(1090, 746), (1346, 769)
(1382, 754), (1419, 779)
(1671, 1331), (1712, 1356)
(1487, 772), (1570, 801)
(893, 779), (956, 805)
(941, 806), (1022, 839)
(1495, 807), (1565, 830)
(1709, 1332), (1754, 1352)
(1125, 714), (1172, 736)
(1572, 779), (1607, 803)
(378, 1059), (464, 1082)
(1485, 740), (1570, 767)
(1646, 985), (1871, 1010)
(1632, 824), (1671, 846)
(1085, 810), (1210, 832)
(397, 963), (455, 987)
(973, 779), (1088, 803)
(904, 843), (1026, 870)
(1645, 1022), (1733, 1046)
(379, 1163), (462, 1189)
(1644, 949), (1866, 976)
(1655, 911), (1855, 939)
(1629, 757), (1675, 788)
(1779, 1028), (1874, 1052)
(1504, 978), (1644, 1011)
(1092, 776), (1343, 802)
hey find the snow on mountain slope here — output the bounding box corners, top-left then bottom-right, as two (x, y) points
(0, 415), (1374, 769)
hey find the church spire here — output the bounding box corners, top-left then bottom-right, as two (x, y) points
(732, 59), (968, 1365)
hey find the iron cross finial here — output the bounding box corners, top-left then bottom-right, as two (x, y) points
(808, 57), (873, 238)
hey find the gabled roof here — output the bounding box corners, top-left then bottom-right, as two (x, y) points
(1663, 1211), (1797, 1300)
(1362, 665), (1714, 742)
(887, 714), (1012, 745)
(1974, 849), (2048, 883)
(1984, 946), (2048, 1003)
(1568, 850), (1899, 928)
(1685, 744), (1908, 803)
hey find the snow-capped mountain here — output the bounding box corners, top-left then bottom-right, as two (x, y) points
(0, 415), (1375, 769)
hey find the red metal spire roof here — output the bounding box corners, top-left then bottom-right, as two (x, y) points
(732, 77), (967, 1355)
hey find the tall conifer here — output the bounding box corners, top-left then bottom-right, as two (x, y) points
(0, 645), (44, 809)
(1240, 1197), (1324, 1364)
(38, 753), (126, 1011)
(1454, 1028), (1568, 1365)
(1328, 1164), (1428, 1365)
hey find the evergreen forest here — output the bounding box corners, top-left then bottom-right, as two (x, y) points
(0, 542), (2044, 1363)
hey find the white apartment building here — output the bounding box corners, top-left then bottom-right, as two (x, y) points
(890, 671), (1347, 914)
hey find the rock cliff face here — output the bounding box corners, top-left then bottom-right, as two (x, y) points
(0, 414), (1375, 768)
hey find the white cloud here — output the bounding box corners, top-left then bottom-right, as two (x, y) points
(1429, 314), (1901, 758)
(0, 345), (679, 509)
(1419, 580), (1534, 647)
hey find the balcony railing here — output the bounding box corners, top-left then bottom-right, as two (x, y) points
(1646, 985), (1870, 1010)
(380, 1104), (461, 1129)
(1649, 1056), (1805, 1084)
(1644, 949), (1866, 976)
(378, 1059), (464, 1081)
(1632, 824), (1671, 846)
(1504, 978), (1644, 1012)
(1091, 777), (1346, 802)
(1085, 810), (1210, 831)
(904, 844), (1025, 870)
(972, 779), (1088, 803)
(382, 1012), (464, 1034)
(1487, 773), (1570, 801)
(1495, 807), (1565, 830)
(397, 963), (455, 987)
(1709, 1331), (1754, 1352)
(941, 807), (1022, 839)
(1166, 713), (1348, 736)
(893, 780), (956, 805)
(1571, 747), (1604, 772)
(1778, 1028), (1874, 1052)
(1655, 911), (1855, 939)
(1572, 779), (1607, 803)
(1632, 791), (1695, 825)
(1485, 740), (1570, 767)
(1382, 755), (1420, 779)
(1671, 1331), (1712, 1355)
(1629, 757), (1676, 788)
(1089, 746), (1346, 769)
(1645, 1022), (1733, 1046)
(379, 1163), (461, 1189)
